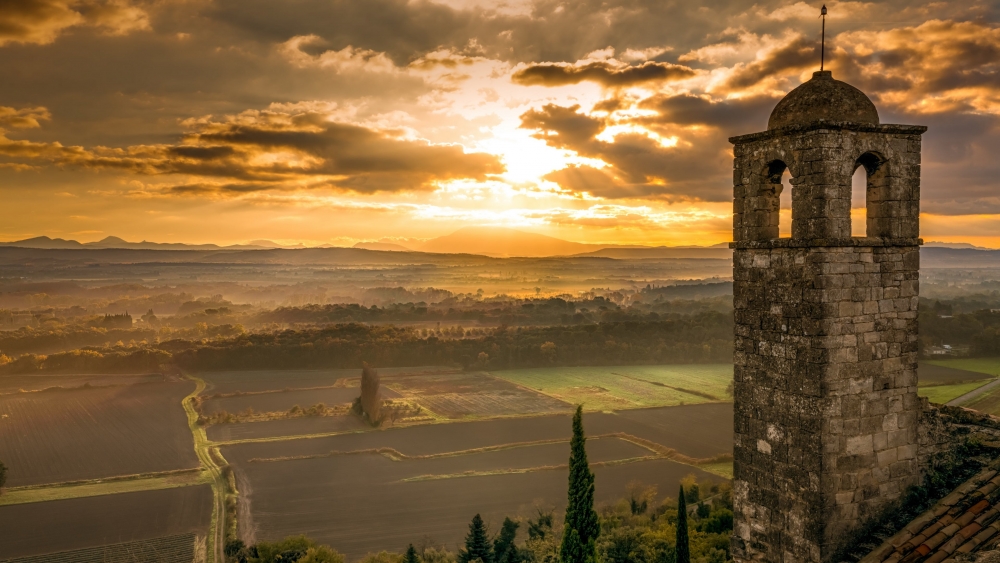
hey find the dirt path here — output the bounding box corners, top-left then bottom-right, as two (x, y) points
(947, 378), (1000, 406)
(181, 373), (227, 563)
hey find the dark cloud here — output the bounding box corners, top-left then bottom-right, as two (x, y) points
(636, 94), (778, 133)
(719, 35), (817, 91)
(0, 0), (148, 46)
(521, 103), (732, 201)
(0, 106), (51, 130)
(512, 60), (695, 87)
(1, 108), (505, 194)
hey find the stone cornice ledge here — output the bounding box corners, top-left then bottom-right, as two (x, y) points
(730, 237), (923, 249)
(729, 122), (928, 144)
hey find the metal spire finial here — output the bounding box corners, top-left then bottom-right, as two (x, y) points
(820, 4), (827, 71)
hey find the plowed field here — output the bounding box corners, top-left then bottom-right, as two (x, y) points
(222, 402), (732, 558)
(221, 403), (733, 461)
(0, 373), (167, 394)
(0, 381), (199, 487)
(0, 486), (212, 560)
(208, 414), (368, 442)
(234, 453), (717, 559)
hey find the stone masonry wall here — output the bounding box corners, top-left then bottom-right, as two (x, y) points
(732, 241), (920, 563)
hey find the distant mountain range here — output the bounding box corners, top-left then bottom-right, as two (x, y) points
(0, 229), (989, 259)
(354, 226), (730, 258)
(0, 236), (302, 251)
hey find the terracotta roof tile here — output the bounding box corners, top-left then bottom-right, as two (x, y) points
(861, 468), (1000, 563)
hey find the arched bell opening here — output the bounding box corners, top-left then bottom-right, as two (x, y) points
(763, 159), (792, 239)
(853, 152), (887, 237)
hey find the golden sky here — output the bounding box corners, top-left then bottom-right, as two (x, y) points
(1, 0), (999, 247)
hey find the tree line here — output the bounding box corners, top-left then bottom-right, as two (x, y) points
(0, 316), (734, 374)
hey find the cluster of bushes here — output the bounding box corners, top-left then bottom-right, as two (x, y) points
(197, 402), (335, 426)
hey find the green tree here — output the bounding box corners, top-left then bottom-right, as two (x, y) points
(676, 485), (690, 563)
(528, 510), (553, 540)
(360, 363), (382, 425)
(494, 517), (521, 563)
(298, 546), (346, 563)
(253, 535), (310, 563)
(403, 544), (419, 563)
(560, 529), (586, 563)
(560, 405), (599, 563)
(459, 514), (494, 563)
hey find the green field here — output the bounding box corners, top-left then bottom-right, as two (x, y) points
(918, 380), (994, 405)
(490, 364), (733, 412)
(923, 357), (1000, 377)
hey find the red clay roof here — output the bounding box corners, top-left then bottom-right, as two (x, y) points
(861, 468), (1000, 563)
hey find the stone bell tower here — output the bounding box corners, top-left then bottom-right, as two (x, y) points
(729, 71), (927, 563)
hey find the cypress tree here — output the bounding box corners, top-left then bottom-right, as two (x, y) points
(403, 544), (419, 563)
(560, 405), (599, 563)
(676, 484), (690, 563)
(459, 514), (494, 563)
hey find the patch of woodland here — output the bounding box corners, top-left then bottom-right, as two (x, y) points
(0, 318), (733, 375)
(919, 297), (1000, 357)
(0, 286), (733, 355)
(250, 290), (732, 327)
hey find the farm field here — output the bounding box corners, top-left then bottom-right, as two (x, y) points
(220, 404), (734, 462)
(200, 367), (452, 395)
(232, 446), (719, 559)
(923, 358), (1000, 377)
(490, 364), (733, 411)
(918, 363), (995, 385)
(0, 486), (212, 560)
(208, 413), (369, 442)
(383, 371), (571, 418)
(220, 400), (732, 558)
(0, 380), (200, 487)
(0, 534), (199, 563)
(916, 362), (997, 405)
(919, 380), (994, 404)
(0, 373), (167, 394)
(961, 385), (1000, 416)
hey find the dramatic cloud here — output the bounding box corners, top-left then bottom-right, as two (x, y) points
(279, 35), (398, 73)
(717, 34), (818, 92)
(834, 20), (1000, 115)
(520, 103), (732, 201)
(0, 0), (149, 46)
(3, 0), (1000, 246)
(0, 106), (504, 195)
(512, 60), (695, 87)
(0, 106), (51, 130)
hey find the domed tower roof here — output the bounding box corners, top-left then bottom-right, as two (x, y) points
(767, 70), (879, 130)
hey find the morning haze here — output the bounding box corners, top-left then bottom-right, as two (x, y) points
(2, 2), (1000, 563)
